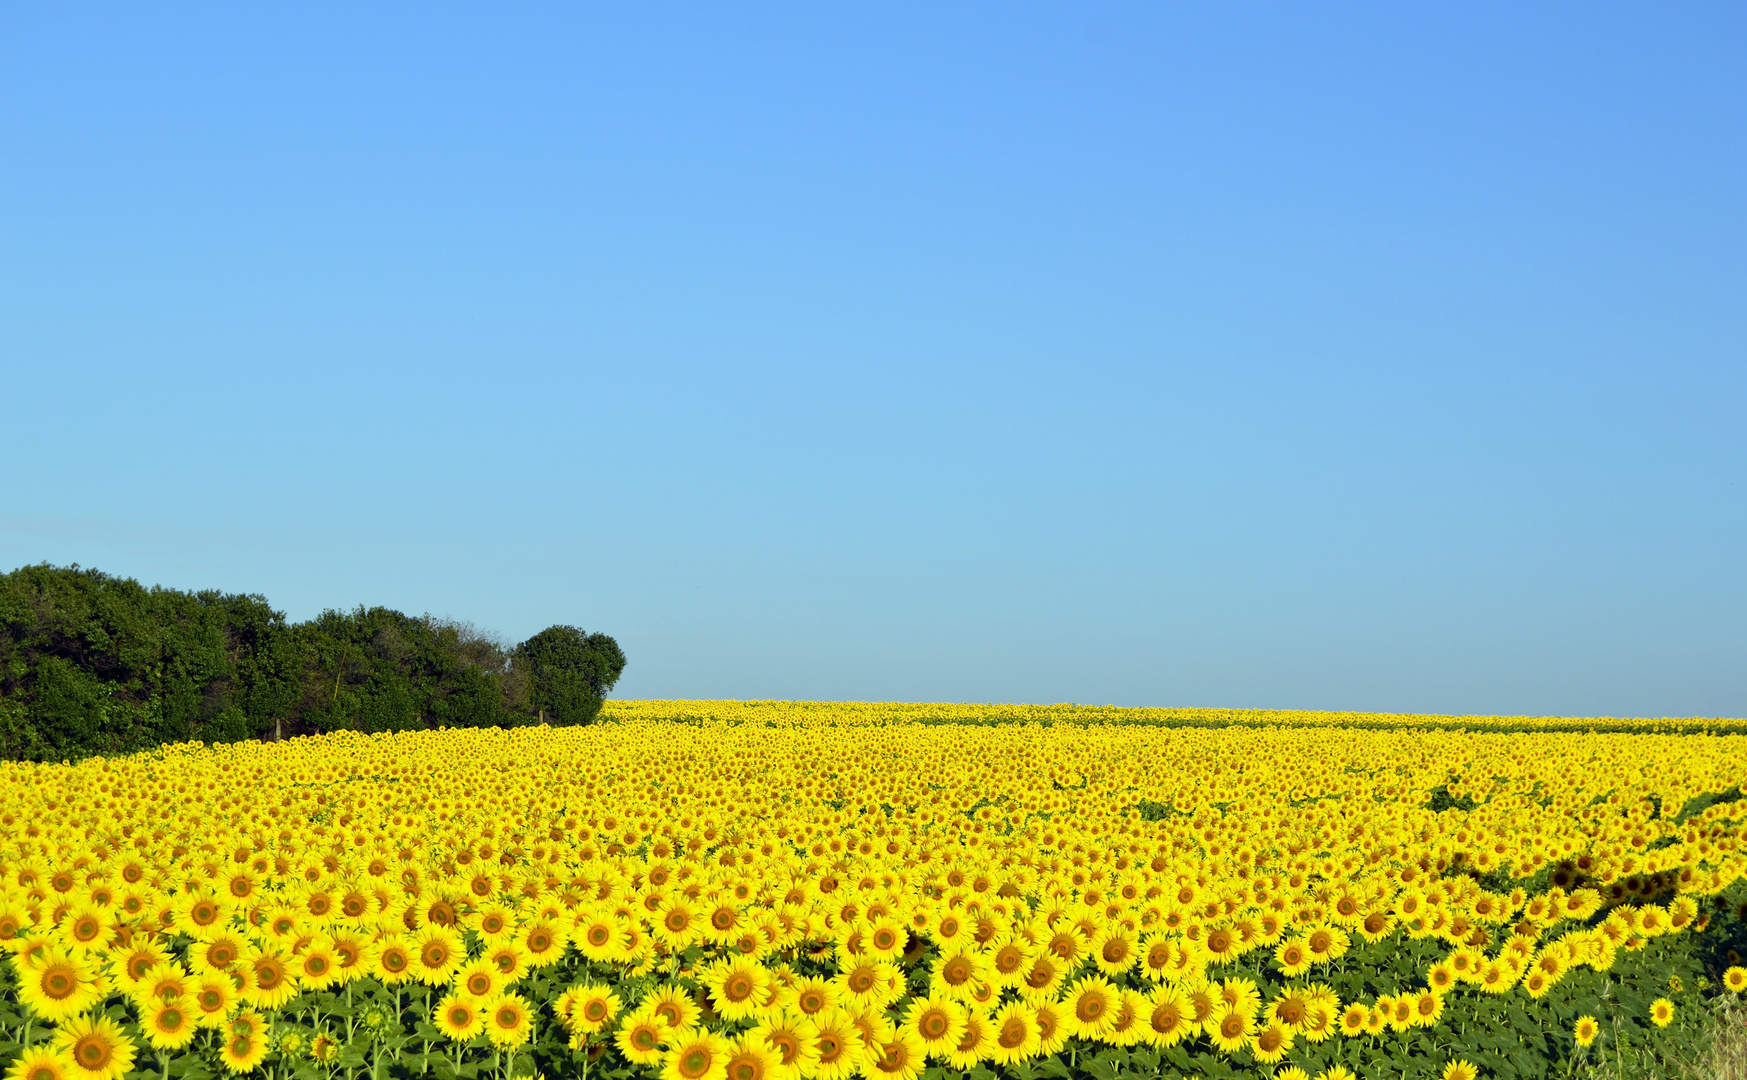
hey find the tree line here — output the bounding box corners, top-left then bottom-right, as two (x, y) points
(0, 564), (625, 762)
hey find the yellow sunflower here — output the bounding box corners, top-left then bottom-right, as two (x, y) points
(54, 1014), (138, 1080)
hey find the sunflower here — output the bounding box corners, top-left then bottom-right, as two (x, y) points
(930, 1007), (985, 1071)
(1317, 1068), (1359, 1080)
(142, 999), (199, 1051)
(413, 925), (465, 986)
(1208, 1007), (1254, 1054)
(901, 996), (965, 1059)
(654, 898), (703, 950)
(1650, 998), (1674, 1028)
(112, 939), (171, 991)
(929, 946), (986, 1003)
(708, 957), (775, 1021)
(472, 902), (517, 943)
(1573, 1015), (1599, 1048)
(648, 984), (702, 1031)
(131, 967), (190, 1009)
(1440, 1062), (1478, 1080)
(1014, 951), (1065, 1003)
(218, 1033), (267, 1075)
(9, 1047), (77, 1080)
(1337, 1003), (1368, 1038)
(1032, 999), (1069, 1057)
(1411, 990), (1443, 1028)
(662, 1029), (730, 1080)
(261, 902), (302, 942)
(296, 940), (341, 991)
(983, 1001), (1038, 1067)
(569, 983), (623, 1035)
(484, 992), (534, 1049)
(54, 1014), (138, 1080)
(370, 936), (416, 985)
(1136, 935), (1176, 983)
(1060, 976), (1118, 1040)
(1303, 925), (1349, 964)
(189, 932), (246, 976)
(175, 891), (232, 939)
(576, 911), (629, 962)
(719, 1034), (782, 1080)
(749, 1010), (820, 1080)
(16, 944), (104, 1022)
(435, 993), (484, 1042)
(809, 1009), (868, 1080)
(327, 931), (370, 984)
(1251, 1021), (1294, 1063)
(193, 978), (241, 1027)
(864, 1028), (926, 1080)
(1274, 937), (1312, 977)
(1725, 966), (1747, 994)
(240, 944), (299, 1009)
(616, 1006), (672, 1066)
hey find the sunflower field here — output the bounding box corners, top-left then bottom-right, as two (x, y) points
(4, 702), (1747, 1080)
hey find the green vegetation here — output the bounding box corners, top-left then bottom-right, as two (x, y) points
(0, 563), (623, 761)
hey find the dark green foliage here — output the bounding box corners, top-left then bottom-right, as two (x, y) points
(0, 564), (625, 761)
(515, 624), (626, 725)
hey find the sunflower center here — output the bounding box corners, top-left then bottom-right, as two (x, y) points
(75, 1036), (112, 1068)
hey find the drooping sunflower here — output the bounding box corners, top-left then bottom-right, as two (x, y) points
(54, 1014), (138, 1080)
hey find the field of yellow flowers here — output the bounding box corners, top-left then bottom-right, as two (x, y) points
(3, 701), (1746, 1080)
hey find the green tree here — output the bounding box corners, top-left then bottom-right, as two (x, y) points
(514, 626), (626, 725)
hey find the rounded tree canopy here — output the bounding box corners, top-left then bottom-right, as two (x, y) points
(514, 626), (626, 726)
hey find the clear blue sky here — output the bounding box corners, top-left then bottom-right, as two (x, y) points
(3, 4), (1743, 717)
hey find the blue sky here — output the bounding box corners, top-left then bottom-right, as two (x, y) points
(3, 4), (1743, 716)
